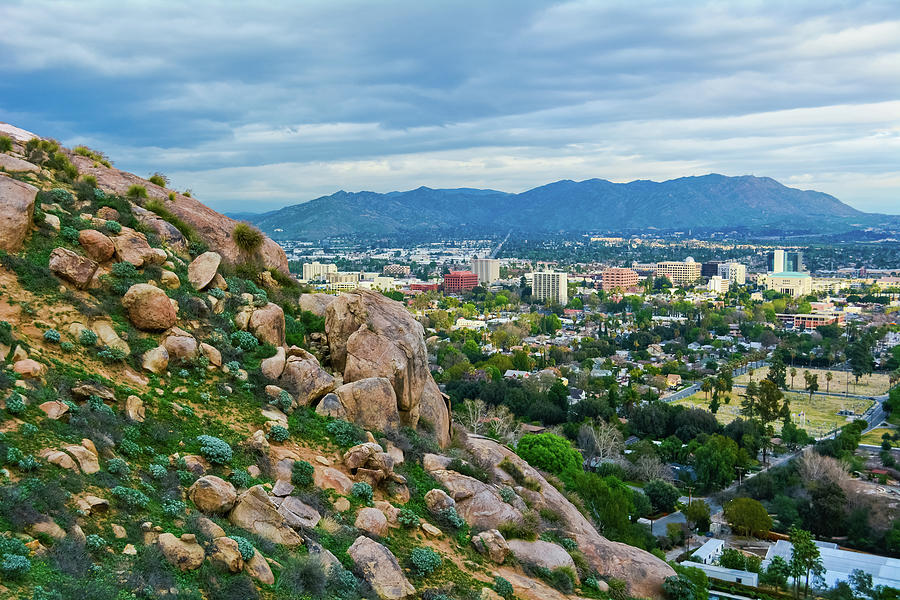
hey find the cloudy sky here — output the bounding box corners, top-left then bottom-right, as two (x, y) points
(1, 1), (898, 214)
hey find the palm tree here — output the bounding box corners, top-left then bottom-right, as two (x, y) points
(825, 371), (833, 394)
(701, 378), (713, 401)
(790, 367), (797, 389)
(748, 368), (755, 383)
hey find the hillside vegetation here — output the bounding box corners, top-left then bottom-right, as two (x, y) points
(0, 126), (678, 600)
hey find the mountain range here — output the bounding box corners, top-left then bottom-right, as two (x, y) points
(245, 174), (895, 240)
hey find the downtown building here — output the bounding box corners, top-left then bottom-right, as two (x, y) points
(533, 271), (568, 305)
(443, 270), (479, 293)
(655, 258), (701, 286)
(302, 261), (337, 281)
(471, 257), (500, 285)
(601, 267), (639, 291)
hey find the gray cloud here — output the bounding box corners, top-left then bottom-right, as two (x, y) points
(0, 0), (897, 213)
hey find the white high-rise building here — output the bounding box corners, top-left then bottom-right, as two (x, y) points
(533, 271), (568, 305)
(707, 276), (730, 294)
(768, 249), (785, 274)
(302, 261), (337, 281)
(471, 257), (500, 284)
(717, 262), (746, 285)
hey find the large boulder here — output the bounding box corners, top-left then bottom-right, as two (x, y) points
(465, 435), (674, 599)
(122, 284), (177, 331)
(331, 378), (400, 433)
(507, 540), (579, 582)
(0, 177), (36, 253)
(48, 247), (98, 289)
(157, 533), (205, 571)
(299, 293), (336, 317)
(278, 349), (335, 405)
(355, 507), (389, 537)
(428, 469), (523, 530)
(347, 535), (415, 600)
(228, 485), (303, 547)
(419, 378), (452, 449)
(208, 536), (243, 573)
(78, 229), (116, 262)
(326, 290), (450, 443)
(70, 154), (289, 273)
(188, 476), (237, 514)
(260, 346), (286, 379)
(0, 154), (39, 173)
(248, 302), (285, 347)
(111, 227), (158, 267)
(472, 529), (509, 564)
(163, 329), (198, 360)
(187, 251), (221, 290)
(130, 204), (187, 253)
(142, 345), (169, 374)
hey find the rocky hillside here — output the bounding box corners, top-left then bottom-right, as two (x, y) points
(0, 124), (673, 600)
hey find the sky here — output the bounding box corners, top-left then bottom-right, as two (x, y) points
(1, 1), (898, 214)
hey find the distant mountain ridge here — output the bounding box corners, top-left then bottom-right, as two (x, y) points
(246, 174), (885, 240)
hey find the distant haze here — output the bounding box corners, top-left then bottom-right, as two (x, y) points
(1, 1), (898, 213)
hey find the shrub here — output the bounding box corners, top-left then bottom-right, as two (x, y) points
(291, 460), (315, 487)
(498, 518), (538, 541)
(499, 486), (516, 503)
(351, 481), (373, 503)
(608, 578), (629, 600)
(326, 419), (365, 448)
(104, 220), (121, 234)
(230, 469), (252, 489)
(148, 172), (169, 187)
(440, 507), (465, 529)
(107, 458), (130, 476)
(548, 567), (576, 594)
(118, 439), (141, 457)
(197, 435), (232, 464)
(148, 464), (167, 479)
(162, 499), (186, 517)
(98, 347), (127, 363)
(43, 329), (60, 343)
(516, 433), (582, 481)
(126, 185), (147, 199)
(409, 547), (442, 577)
(0, 553), (31, 578)
(276, 390), (293, 412)
(20, 423), (38, 436)
(447, 457), (489, 482)
(0, 536), (29, 557)
(85, 534), (107, 552)
(61, 226), (80, 243)
(6, 392), (26, 415)
(60, 341), (74, 352)
(230, 536), (255, 561)
(0, 136), (12, 152)
(233, 223), (264, 254)
(111, 486), (150, 510)
(493, 576), (514, 599)
(230, 330), (259, 351)
(79, 329), (98, 346)
(276, 554), (327, 597)
(268, 425), (290, 442)
(499, 457), (541, 491)
(398, 507), (419, 528)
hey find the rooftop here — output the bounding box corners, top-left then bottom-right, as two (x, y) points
(765, 540), (900, 589)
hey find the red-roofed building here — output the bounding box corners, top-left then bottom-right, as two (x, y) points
(410, 283), (439, 292)
(443, 271), (478, 293)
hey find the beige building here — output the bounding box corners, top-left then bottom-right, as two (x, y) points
(471, 258), (500, 284)
(656, 258), (701, 286)
(766, 272), (812, 297)
(302, 261), (337, 281)
(602, 267), (639, 291)
(707, 276), (730, 294)
(533, 271), (568, 305)
(717, 262), (746, 285)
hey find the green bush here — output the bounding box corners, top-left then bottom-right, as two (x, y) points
(148, 172), (169, 187)
(197, 435), (232, 464)
(409, 547), (442, 577)
(43, 329), (60, 343)
(230, 330), (259, 351)
(326, 419), (365, 448)
(447, 457), (489, 482)
(233, 223), (264, 254)
(516, 433), (582, 481)
(162, 499), (186, 517)
(269, 425), (290, 442)
(498, 518), (538, 541)
(608, 578), (629, 600)
(493, 576), (514, 599)
(0, 553), (31, 578)
(98, 347), (127, 363)
(111, 486), (150, 510)
(398, 507), (419, 528)
(106, 458), (130, 476)
(351, 481), (373, 503)
(5, 392), (26, 415)
(127, 185), (147, 199)
(60, 341), (74, 352)
(276, 390), (294, 412)
(291, 460), (315, 487)
(230, 536), (255, 561)
(61, 226), (80, 243)
(79, 329), (98, 346)
(499, 487), (516, 503)
(20, 423), (38, 436)
(230, 469), (252, 489)
(85, 534), (107, 552)
(148, 464), (167, 479)
(644, 479), (680, 514)
(104, 220), (121, 234)
(499, 457), (541, 491)
(0, 136), (12, 152)
(439, 507), (465, 529)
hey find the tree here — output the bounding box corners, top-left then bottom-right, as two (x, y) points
(719, 547), (747, 570)
(789, 526), (823, 600)
(804, 371), (819, 403)
(684, 500), (711, 533)
(825, 371), (833, 394)
(756, 379), (785, 465)
(701, 378), (713, 401)
(790, 367), (797, 389)
(724, 497), (772, 538)
(571, 472), (633, 537)
(694, 435), (743, 490)
(578, 420), (624, 465)
(848, 340), (875, 385)
(516, 433), (583, 482)
(663, 575), (696, 600)
(763, 556), (791, 591)
(768, 353), (788, 389)
(644, 479), (680, 514)
(458, 398), (488, 435)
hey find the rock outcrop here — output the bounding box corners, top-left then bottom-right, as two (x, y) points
(471, 529), (509, 564)
(328, 378), (400, 433)
(188, 475), (237, 514)
(78, 229), (116, 262)
(0, 177), (37, 253)
(464, 435), (674, 599)
(228, 485), (303, 547)
(69, 154), (289, 273)
(299, 293), (336, 317)
(187, 251), (221, 290)
(277, 348), (335, 406)
(122, 284), (177, 331)
(347, 535), (415, 600)
(157, 533), (205, 571)
(507, 539), (579, 582)
(325, 290), (450, 445)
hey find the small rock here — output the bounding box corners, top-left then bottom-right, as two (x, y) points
(142, 345), (170, 374)
(111, 524), (127, 539)
(187, 251), (221, 291)
(188, 476), (237, 514)
(38, 400), (69, 420)
(123, 544), (137, 555)
(195, 516), (227, 540)
(78, 229), (115, 262)
(125, 395), (146, 422)
(355, 507), (389, 537)
(209, 536), (244, 573)
(157, 532), (205, 571)
(424, 489), (455, 514)
(421, 522), (442, 538)
(49, 247), (98, 289)
(314, 456), (330, 466)
(14, 358), (45, 379)
(271, 479), (294, 497)
(245, 548), (275, 585)
(334, 497), (351, 512)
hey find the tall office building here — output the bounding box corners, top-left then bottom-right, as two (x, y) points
(601, 267), (639, 291)
(766, 249), (785, 273)
(655, 258), (701, 286)
(443, 271), (479, 293)
(785, 251), (804, 272)
(701, 261), (723, 278)
(533, 271), (568, 305)
(471, 257), (500, 284)
(717, 262), (746, 285)
(767, 249), (804, 273)
(302, 261), (338, 281)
